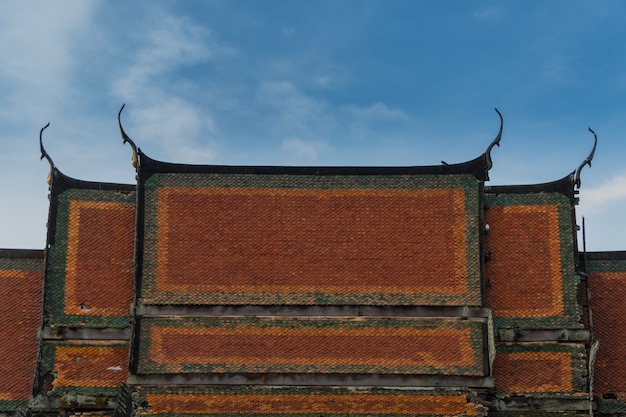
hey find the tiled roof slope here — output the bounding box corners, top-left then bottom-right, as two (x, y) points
(30, 168), (135, 415)
(485, 176), (591, 415)
(8, 115), (626, 415)
(135, 316), (488, 376)
(138, 158), (485, 307)
(129, 149), (495, 393)
(43, 172), (135, 328)
(133, 387), (487, 416)
(38, 342), (128, 396)
(585, 251), (626, 405)
(493, 343), (587, 397)
(0, 249), (43, 413)
(124, 138), (499, 415)
(484, 177), (581, 329)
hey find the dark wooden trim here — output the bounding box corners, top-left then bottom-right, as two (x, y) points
(138, 149), (490, 180)
(127, 373), (495, 389)
(584, 251), (626, 261)
(486, 173), (576, 203)
(0, 248), (44, 258)
(40, 326), (130, 341)
(490, 396), (592, 412)
(138, 303), (493, 318)
(496, 328), (590, 342)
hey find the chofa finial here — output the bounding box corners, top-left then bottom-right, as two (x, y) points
(39, 122), (55, 186)
(574, 128), (597, 189)
(484, 108), (503, 178)
(118, 104), (138, 170)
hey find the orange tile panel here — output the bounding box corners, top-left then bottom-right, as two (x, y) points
(53, 345), (128, 388)
(493, 350), (573, 393)
(151, 327), (474, 368)
(155, 187), (468, 295)
(64, 200), (135, 316)
(589, 271), (626, 398)
(485, 204), (564, 318)
(0, 269), (42, 401)
(145, 392), (478, 415)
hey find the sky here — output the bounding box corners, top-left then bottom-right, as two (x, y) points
(0, 1), (625, 251)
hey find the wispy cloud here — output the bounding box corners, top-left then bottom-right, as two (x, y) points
(258, 80), (329, 134)
(281, 137), (329, 163)
(577, 173), (626, 250)
(126, 98), (217, 163)
(542, 53), (570, 84)
(0, 1), (97, 124)
(110, 9), (230, 162)
(112, 13), (218, 100)
(344, 102), (410, 122)
(473, 7), (503, 21)
(579, 173), (626, 213)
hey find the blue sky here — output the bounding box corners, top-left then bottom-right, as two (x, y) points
(1, 1), (625, 250)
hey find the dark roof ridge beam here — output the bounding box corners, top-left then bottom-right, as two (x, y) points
(121, 105), (502, 180)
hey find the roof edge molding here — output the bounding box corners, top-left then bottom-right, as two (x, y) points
(121, 107), (505, 181)
(485, 173), (576, 201)
(574, 127), (598, 190)
(118, 104), (139, 171)
(137, 149), (490, 178)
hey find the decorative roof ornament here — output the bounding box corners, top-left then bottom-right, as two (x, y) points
(118, 104), (138, 171)
(39, 122), (55, 186)
(484, 108), (503, 179)
(574, 127), (598, 189)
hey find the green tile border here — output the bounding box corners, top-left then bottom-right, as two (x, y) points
(0, 256), (43, 271)
(586, 257), (626, 274)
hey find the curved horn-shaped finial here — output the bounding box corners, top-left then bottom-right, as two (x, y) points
(39, 122), (55, 186)
(118, 104), (138, 170)
(485, 108), (503, 174)
(574, 127), (598, 189)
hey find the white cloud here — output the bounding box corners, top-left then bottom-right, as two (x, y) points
(542, 53), (570, 84)
(258, 81), (329, 134)
(281, 137), (328, 163)
(125, 98), (217, 164)
(315, 75), (331, 88)
(344, 102), (410, 122)
(0, 1), (97, 123)
(473, 7), (503, 21)
(578, 173), (626, 213)
(109, 10), (230, 163)
(112, 13), (217, 100)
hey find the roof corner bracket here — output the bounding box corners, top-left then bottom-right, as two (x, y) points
(39, 122), (55, 187)
(574, 127), (598, 190)
(118, 103), (139, 171)
(484, 108), (503, 179)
